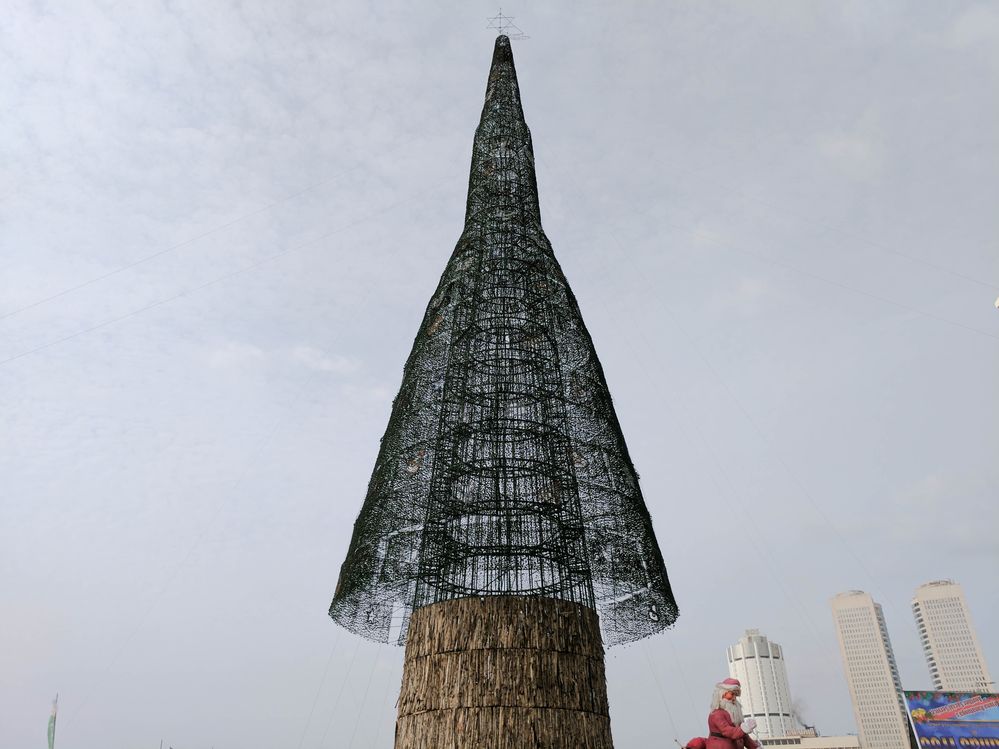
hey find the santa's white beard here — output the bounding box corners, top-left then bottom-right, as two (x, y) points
(721, 698), (744, 725)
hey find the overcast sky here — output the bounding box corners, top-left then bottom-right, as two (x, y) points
(2, 2), (997, 748)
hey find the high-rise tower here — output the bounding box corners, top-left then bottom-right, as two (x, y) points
(328, 36), (679, 749)
(727, 629), (799, 739)
(911, 580), (993, 692)
(831, 591), (910, 749)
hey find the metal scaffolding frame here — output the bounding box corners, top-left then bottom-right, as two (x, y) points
(329, 36), (678, 647)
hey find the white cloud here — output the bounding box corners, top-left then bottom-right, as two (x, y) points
(735, 276), (769, 302)
(886, 473), (998, 554)
(709, 275), (772, 319)
(689, 222), (723, 248)
(817, 130), (884, 181)
(206, 342), (361, 375)
(341, 382), (392, 403)
(946, 4), (999, 51)
(291, 345), (361, 374)
(207, 341), (265, 369)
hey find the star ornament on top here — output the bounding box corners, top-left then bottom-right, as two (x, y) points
(487, 9), (529, 40)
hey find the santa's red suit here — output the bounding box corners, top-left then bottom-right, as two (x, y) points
(686, 678), (758, 749)
(707, 707), (758, 749)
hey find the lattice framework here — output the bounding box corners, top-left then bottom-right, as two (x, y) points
(329, 36), (678, 647)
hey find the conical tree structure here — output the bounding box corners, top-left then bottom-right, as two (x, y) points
(330, 36), (678, 649)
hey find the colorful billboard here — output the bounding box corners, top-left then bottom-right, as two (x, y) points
(904, 691), (999, 748)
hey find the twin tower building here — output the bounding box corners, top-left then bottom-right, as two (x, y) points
(734, 581), (992, 749)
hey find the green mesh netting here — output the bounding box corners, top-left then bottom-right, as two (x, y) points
(329, 35), (678, 647)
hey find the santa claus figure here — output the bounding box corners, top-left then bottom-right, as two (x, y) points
(687, 678), (758, 749)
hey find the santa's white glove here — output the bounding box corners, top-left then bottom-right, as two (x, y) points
(742, 719), (757, 733)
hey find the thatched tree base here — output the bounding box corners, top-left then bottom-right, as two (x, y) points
(395, 596), (614, 749)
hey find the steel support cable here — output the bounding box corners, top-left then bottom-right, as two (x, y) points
(369, 659), (398, 749)
(633, 207), (999, 349)
(1, 97), (471, 324)
(537, 153), (837, 656)
(574, 198), (897, 650)
(583, 281), (834, 658)
(318, 635), (364, 749)
(0, 172), (461, 368)
(62, 361), (331, 732)
(296, 631), (345, 749)
(2, 170), (354, 323)
(664, 628), (701, 720)
(540, 150), (999, 344)
(586, 180), (858, 644)
(629, 281), (916, 619)
(679, 155), (999, 293)
(640, 641), (681, 743)
(345, 646), (384, 749)
(536, 177), (999, 627)
(621, 299), (842, 643)
(623, 62), (999, 295)
(56, 172), (459, 730)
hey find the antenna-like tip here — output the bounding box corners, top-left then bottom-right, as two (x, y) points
(486, 9), (529, 40)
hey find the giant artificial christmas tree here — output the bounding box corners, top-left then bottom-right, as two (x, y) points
(329, 35), (679, 749)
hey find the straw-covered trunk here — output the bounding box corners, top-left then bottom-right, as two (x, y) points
(394, 596), (613, 748)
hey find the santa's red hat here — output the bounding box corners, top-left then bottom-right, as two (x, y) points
(715, 678), (741, 691)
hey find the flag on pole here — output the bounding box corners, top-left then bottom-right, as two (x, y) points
(48, 694), (58, 749)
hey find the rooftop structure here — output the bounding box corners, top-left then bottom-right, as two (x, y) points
(761, 735), (860, 749)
